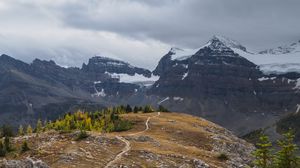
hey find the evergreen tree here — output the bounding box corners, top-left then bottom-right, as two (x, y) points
(18, 125), (24, 136)
(26, 125), (33, 135)
(4, 136), (11, 152)
(274, 130), (299, 168)
(1, 125), (14, 137)
(253, 134), (273, 168)
(43, 120), (48, 132)
(120, 105), (125, 112)
(158, 105), (169, 112)
(21, 140), (30, 152)
(36, 119), (43, 133)
(45, 120), (53, 130)
(125, 104), (132, 113)
(144, 105), (154, 113)
(0, 140), (6, 157)
(133, 106), (139, 113)
(105, 123), (115, 132)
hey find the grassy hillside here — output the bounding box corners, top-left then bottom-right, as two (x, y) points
(0, 111), (255, 168)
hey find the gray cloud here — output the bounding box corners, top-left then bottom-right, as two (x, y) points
(0, 0), (299, 69)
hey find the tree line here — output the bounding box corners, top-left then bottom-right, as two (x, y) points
(0, 104), (168, 157)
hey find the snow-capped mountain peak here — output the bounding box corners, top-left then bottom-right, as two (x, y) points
(208, 35), (247, 52)
(170, 47), (184, 54)
(258, 40), (300, 55)
(167, 35), (247, 61)
(168, 47), (199, 61)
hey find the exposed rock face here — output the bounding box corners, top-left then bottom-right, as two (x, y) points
(82, 56), (152, 78)
(0, 157), (49, 168)
(150, 36), (300, 135)
(1, 36), (300, 138)
(0, 55), (152, 127)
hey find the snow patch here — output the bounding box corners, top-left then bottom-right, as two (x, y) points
(296, 104), (300, 114)
(183, 64), (189, 69)
(158, 97), (170, 105)
(259, 41), (300, 55)
(259, 63), (300, 75)
(213, 35), (247, 51)
(173, 97), (184, 101)
(182, 72), (189, 80)
(258, 77), (276, 82)
(105, 72), (159, 84)
(92, 88), (106, 97)
(232, 47), (300, 74)
(293, 78), (300, 90)
(258, 77), (269, 81)
(169, 42), (212, 61)
(94, 81), (102, 84)
(288, 79), (295, 84)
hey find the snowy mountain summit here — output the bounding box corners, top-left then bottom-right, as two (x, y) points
(208, 35), (247, 52)
(259, 40), (300, 55)
(165, 36), (300, 75)
(168, 35), (247, 61)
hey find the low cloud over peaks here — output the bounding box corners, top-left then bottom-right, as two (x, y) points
(0, 0), (299, 69)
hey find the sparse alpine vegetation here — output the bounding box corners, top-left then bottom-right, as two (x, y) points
(0, 105), (165, 158)
(252, 130), (300, 168)
(0, 107), (257, 168)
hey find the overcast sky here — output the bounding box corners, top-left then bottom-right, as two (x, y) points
(0, 0), (299, 69)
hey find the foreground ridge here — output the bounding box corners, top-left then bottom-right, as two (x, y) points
(0, 112), (255, 168)
(105, 112), (160, 168)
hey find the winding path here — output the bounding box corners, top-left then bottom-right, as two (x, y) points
(104, 112), (160, 168)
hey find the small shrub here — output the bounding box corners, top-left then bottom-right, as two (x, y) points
(21, 140), (30, 152)
(0, 140), (6, 157)
(76, 130), (89, 141)
(1, 125), (14, 137)
(114, 120), (133, 132)
(217, 153), (229, 161)
(4, 136), (11, 152)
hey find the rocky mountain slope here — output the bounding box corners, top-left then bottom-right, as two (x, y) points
(0, 54), (157, 127)
(150, 36), (300, 135)
(0, 112), (255, 168)
(0, 35), (300, 138)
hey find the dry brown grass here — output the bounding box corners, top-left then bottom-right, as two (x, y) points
(2, 112), (253, 168)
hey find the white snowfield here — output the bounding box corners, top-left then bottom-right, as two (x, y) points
(169, 47), (200, 61)
(105, 72), (159, 83)
(232, 47), (300, 74)
(169, 35), (300, 75)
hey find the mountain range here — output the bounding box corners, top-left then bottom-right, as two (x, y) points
(1, 35), (300, 139)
